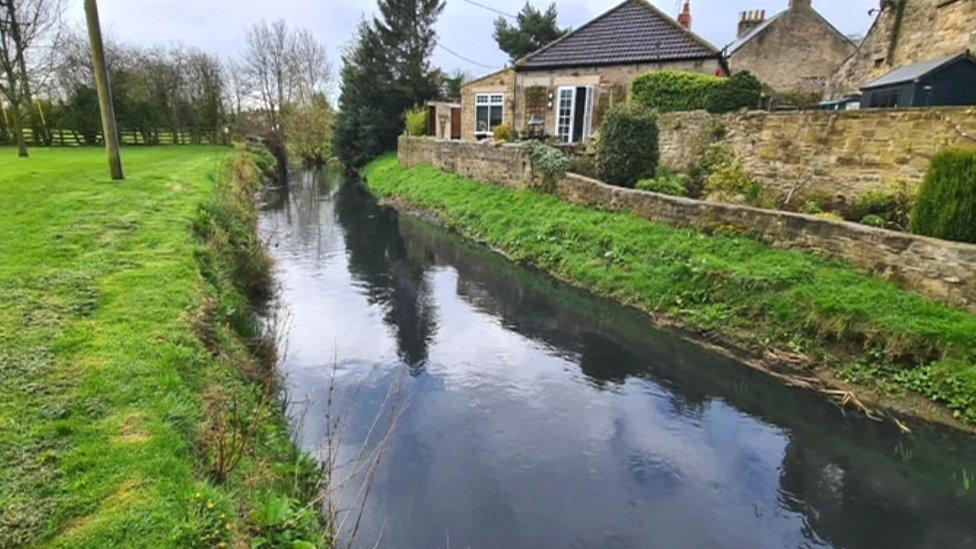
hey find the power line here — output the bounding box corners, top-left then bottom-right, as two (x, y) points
(436, 43), (499, 70)
(455, 0), (517, 19)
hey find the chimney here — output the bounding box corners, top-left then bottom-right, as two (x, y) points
(789, 0), (812, 9)
(737, 9), (766, 38)
(678, 1), (692, 31)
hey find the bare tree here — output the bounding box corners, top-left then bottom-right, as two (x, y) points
(243, 20), (332, 130)
(0, 0), (65, 156)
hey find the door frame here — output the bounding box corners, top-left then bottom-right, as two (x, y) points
(554, 85), (594, 144)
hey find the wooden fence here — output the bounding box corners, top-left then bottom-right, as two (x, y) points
(0, 127), (229, 147)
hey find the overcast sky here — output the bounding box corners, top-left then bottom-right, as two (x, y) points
(67, 0), (878, 83)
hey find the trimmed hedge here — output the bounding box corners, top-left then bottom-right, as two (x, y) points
(595, 102), (659, 188)
(910, 148), (976, 243)
(631, 71), (723, 112)
(631, 70), (764, 114)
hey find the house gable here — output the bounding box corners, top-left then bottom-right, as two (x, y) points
(516, 0), (718, 71)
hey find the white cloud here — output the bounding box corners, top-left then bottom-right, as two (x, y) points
(68, 0), (877, 81)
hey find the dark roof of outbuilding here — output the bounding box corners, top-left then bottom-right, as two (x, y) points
(516, 0), (719, 70)
(861, 51), (976, 89)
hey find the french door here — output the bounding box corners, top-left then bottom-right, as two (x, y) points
(556, 86), (593, 144)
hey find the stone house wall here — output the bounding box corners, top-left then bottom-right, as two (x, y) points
(395, 136), (976, 312)
(460, 59), (721, 142)
(727, 2), (856, 94)
(825, 0), (976, 98)
(658, 106), (976, 200)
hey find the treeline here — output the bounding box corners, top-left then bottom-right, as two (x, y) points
(334, 0), (462, 167)
(2, 0), (334, 162)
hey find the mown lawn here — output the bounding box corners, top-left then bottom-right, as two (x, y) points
(365, 153), (976, 429)
(0, 147), (323, 547)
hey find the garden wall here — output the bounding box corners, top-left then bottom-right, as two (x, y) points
(397, 136), (976, 312)
(398, 136), (532, 189)
(658, 107), (976, 201)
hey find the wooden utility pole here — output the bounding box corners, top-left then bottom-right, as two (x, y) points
(84, 0), (123, 180)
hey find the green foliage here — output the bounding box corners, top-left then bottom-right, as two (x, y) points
(776, 91), (822, 110)
(706, 71), (763, 114)
(861, 214), (886, 228)
(688, 142), (734, 197)
(705, 160), (769, 206)
(286, 94), (336, 165)
(849, 181), (915, 230)
(249, 494), (329, 548)
(405, 106), (429, 137)
(910, 148), (976, 243)
(636, 167), (690, 196)
(569, 154), (598, 178)
(492, 122), (515, 142)
(336, 0), (446, 167)
(595, 102), (659, 188)
(631, 70), (765, 113)
(366, 153), (976, 425)
(524, 140), (570, 191)
(493, 2), (568, 62)
(0, 148), (325, 546)
(631, 70), (724, 112)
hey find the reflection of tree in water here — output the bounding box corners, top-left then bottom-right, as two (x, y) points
(393, 213), (976, 548)
(333, 180), (438, 374)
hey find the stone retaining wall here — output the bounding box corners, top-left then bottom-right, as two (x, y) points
(396, 137), (976, 312)
(398, 136), (532, 189)
(658, 107), (976, 201)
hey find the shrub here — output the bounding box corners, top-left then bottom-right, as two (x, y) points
(848, 181), (915, 230)
(523, 140), (570, 192)
(631, 71), (724, 112)
(595, 102), (659, 188)
(706, 71), (763, 113)
(861, 214), (886, 228)
(492, 123), (515, 142)
(405, 106), (429, 137)
(636, 175), (689, 197)
(687, 142), (734, 197)
(569, 154), (598, 178)
(910, 148), (976, 243)
(704, 157), (772, 207)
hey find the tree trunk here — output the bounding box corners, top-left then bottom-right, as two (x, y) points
(9, 100), (28, 157)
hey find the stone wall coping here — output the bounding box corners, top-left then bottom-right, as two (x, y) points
(564, 172), (976, 256)
(659, 106), (976, 121)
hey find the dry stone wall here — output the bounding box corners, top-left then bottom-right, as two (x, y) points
(658, 107), (976, 201)
(395, 137), (976, 312)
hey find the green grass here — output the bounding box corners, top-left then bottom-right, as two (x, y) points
(0, 147), (325, 547)
(365, 153), (976, 427)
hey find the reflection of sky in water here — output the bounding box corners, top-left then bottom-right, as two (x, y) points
(260, 171), (976, 549)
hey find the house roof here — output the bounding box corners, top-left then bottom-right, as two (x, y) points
(724, 13), (783, 55)
(516, 0), (719, 70)
(862, 51), (976, 89)
(724, 6), (853, 57)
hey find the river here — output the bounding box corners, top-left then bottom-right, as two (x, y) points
(259, 168), (976, 548)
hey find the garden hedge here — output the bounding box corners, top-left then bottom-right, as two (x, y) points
(910, 147), (976, 243)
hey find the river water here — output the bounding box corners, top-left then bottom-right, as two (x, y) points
(260, 169), (976, 549)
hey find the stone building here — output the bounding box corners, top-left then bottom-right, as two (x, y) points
(459, 0), (724, 143)
(825, 0), (976, 99)
(724, 0), (856, 94)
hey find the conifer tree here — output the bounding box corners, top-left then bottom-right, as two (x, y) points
(494, 3), (567, 63)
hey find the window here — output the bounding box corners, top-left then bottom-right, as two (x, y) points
(555, 86), (594, 144)
(475, 93), (504, 136)
(556, 88), (574, 142)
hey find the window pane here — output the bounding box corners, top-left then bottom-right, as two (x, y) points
(557, 89), (574, 142)
(489, 105), (503, 129)
(490, 94), (503, 105)
(476, 95), (488, 105)
(477, 106), (489, 133)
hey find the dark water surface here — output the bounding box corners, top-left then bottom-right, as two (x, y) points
(260, 170), (976, 549)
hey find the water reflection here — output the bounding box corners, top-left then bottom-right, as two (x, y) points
(261, 169), (976, 549)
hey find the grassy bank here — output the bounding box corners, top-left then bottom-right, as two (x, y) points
(364, 153), (976, 430)
(0, 147), (326, 547)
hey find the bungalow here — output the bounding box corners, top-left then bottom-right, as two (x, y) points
(460, 0), (724, 144)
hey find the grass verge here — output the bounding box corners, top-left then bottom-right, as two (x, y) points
(0, 147), (327, 547)
(364, 153), (976, 430)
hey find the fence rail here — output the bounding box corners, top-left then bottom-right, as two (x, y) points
(0, 128), (229, 147)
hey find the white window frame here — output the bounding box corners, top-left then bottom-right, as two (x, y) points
(554, 86), (594, 144)
(475, 93), (505, 137)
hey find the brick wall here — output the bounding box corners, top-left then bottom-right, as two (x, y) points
(658, 107), (976, 200)
(394, 136), (976, 312)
